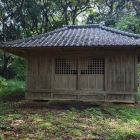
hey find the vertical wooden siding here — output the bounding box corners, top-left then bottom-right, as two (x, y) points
(80, 75), (104, 90)
(105, 53), (135, 92)
(27, 55), (52, 90)
(27, 51), (136, 92)
(26, 49), (137, 102)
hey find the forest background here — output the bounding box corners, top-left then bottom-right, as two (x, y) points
(0, 1), (140, 139)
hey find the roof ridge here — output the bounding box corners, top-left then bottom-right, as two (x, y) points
(63, 24), (104, 28)
(63, 24), (140, 39)
(100, 25), (140, 39)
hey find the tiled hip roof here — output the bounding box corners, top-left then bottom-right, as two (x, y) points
(1, 24), (140, 48)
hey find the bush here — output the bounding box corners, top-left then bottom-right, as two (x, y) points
(0, 79), (25, 101)
(138, 90), (140, 101)
(0, 77), (7, 89)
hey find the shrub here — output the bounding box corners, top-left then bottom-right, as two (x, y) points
(0, 77), (7, 89)
(138, 90), (140, 101)
(0, 79), (25, 101)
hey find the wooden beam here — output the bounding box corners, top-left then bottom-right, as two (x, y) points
(107, 100), (135, 103)
(0, 48), (28, 58)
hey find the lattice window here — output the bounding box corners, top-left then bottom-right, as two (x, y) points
(81, 58), (104, 74)
(55, 58), (77, 74)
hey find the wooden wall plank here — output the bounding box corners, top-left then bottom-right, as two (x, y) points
(54, 75), (76, 90)
(26, 48), (137, 102)
(105, 53), (136, 92)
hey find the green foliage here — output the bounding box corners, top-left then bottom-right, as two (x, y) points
(0, 51), (16, 79)
(17, 123), (33, 132)
(40, 122), (52, 129)
(86, 10), (101, 24)
(0, 78), (25, 101)
(0, 134), (4, 139)
(0, 102), (14, 115)
(40, 122), (59, 133)
(12, 57), (26, 80)
(82, 107), (103, 117)
(0, 76), (7, 89)
(67, 128), (82, 136)
(0, 51), (26, 80)
(115, 16), (140, 34)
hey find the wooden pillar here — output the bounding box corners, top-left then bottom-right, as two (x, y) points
(104, 56), (108, 91)
(134, 51), (138, 103)
(51, 57), (54, 98)
(77, 57), (80, 91)
(134, 52), (138, 92)
(25, 50), (30, 99)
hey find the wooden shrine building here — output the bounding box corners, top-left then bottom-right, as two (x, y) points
(1, 24), (140, 103)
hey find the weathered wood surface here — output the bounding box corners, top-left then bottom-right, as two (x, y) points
(105, 53), (135, 92)
(26, 89), (136, 103)
(27, 55), (52, 90)
(54, 75), (76, 90)
(26, 48), (138, 103)
(80, 75), (104, 90)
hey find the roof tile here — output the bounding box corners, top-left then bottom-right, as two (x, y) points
(1, 24), (140, 48)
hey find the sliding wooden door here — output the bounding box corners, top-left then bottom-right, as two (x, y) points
(54, 57), (104, 90)
(54, 58), (77, 90)
(79, 57), (104, 90)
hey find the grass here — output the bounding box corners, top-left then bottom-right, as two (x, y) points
(0, 79), (140, 139)
(0, 100), (140, 140)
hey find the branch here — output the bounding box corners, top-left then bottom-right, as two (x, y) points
(77, 6), (92, 16)
(2, 0), (25, 22)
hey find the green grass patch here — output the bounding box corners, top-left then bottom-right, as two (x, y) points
(0, 101), (140, 139)
(67, 128), (82, 136)
(0, 78), (139, 139)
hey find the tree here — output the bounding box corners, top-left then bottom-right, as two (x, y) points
(86, 0), (139, 27)
(0, 0), (25, 78)
(130, 0), (140, 18)
(0, 0), (25, 40)
(0, 0), (140, 80)
(115, 16), (140, 34)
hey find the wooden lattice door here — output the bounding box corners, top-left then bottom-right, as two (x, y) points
(54, 58), (77, 90)
(79, 57), (104, 90)
(54, 57), (104, 90)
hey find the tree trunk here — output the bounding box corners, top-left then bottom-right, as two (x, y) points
(1, 51), (13, 78)
(64, 10), (68, 25)
(1, 21), (11, 78)
(72, 11), (77, 25)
